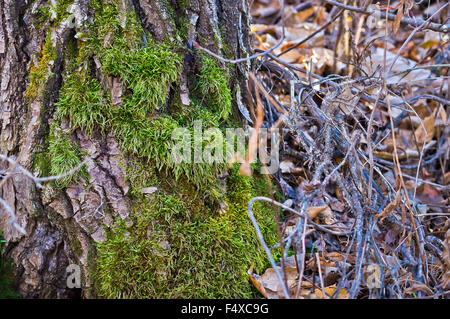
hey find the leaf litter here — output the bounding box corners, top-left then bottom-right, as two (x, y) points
(243, 0), (450, 299)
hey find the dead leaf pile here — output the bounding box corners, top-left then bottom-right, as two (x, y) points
(243, 0), (449, 299)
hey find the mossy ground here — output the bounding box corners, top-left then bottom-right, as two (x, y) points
(28, 0), (278, 298)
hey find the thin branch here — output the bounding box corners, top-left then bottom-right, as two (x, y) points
(0, 154), (88, 234)
(193, 0), (286, 64)
(324, 0), (450, 32)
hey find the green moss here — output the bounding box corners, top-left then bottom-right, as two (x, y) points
(32, 146), (52, 179)
(0, 233), (20, 299)
(55, 75), (108, 135)
(55, 3), (225, 189)
(32, 0), (74, 28)
(95, 165), (278, 298)
(70, 232), (83, 258)
(25, 32), (57, 101)
(27, 1), (80, 97)
(46, 0), (276, 298)
(47, 125), (86, 189)
(196, 55), (232, 121)
(34, 7), (52, 28)
(89, 0), (143, 48)
(176, 0), (191, 11)
(101, 44), (183, 118)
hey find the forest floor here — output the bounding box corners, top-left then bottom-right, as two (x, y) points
(240, 0), (450, 299)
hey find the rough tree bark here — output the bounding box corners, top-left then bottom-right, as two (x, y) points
(0, 0), (253, 298)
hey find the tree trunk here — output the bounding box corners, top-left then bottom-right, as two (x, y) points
(0, 0), (263, 298)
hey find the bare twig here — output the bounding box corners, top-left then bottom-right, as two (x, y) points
(0, 154), (88, 234)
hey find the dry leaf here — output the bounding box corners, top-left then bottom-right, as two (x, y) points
(416, 183), (444, 204)
(282, 24), (324, 44)
(444, 171), (450, 185)
(258, 268), (282, 299)
(323, 251), (355, 263)
(316, 206), (336, 225)
(306, 254), (352, 275)
(414, 108), (437, 145)
(363, 48), (431, 84)
(375, 189), (401, 222)
(435, 105), (447, 127)
(307, 256), (337, 271)
(421, 30), (442, 49)
(393, 3), (404, 35)
(285, 6), (315, 26)
(330, 200), (345, 213)
(314, 285), (349, 299)
(276, 49), (302, 63)
(306, 205), (329, 219)
(248, 264), (268, 298)
(308, 48), (345, 73)
(260, 267), (299, 298)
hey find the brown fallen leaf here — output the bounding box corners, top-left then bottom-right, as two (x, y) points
(416, 183), (445, 204)
(363, 48), (431, 85)
(249, 262), (338, 299)
(414, 108), (437, 145)
(248, 264), (268, 298)
(393, 2), (404, 35)
(444, 171), (450, 185)
(316, 206), (336, 225)
(280, 160), (303, 174)
(254, 267), (299, 299)
(375, 189), (401, 222)
(421, 30), (443, 49)
(323, 251), (356, 263)
(306, 205), (329, 219)
(314, 285), (349, 299)
(306, 256), (337, 272)
(285, 6), (315, 27)
(330, 200), (345, 213)
(276, 49), (302, 64)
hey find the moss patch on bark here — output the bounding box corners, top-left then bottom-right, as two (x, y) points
(0, 232), (20, 298)
(95, 165), (278, 298)
(29, 0), (276, 298)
